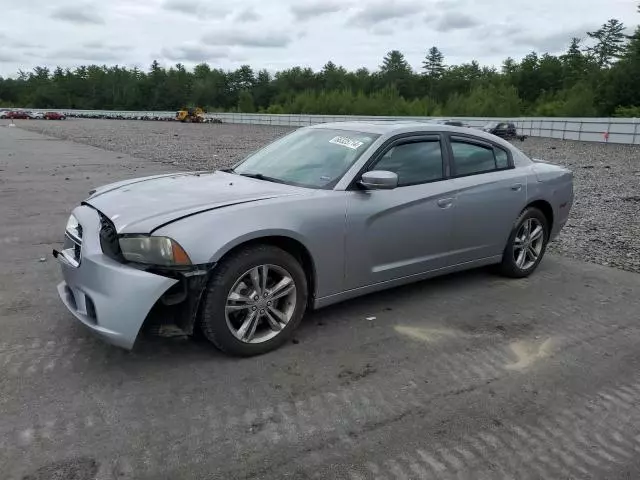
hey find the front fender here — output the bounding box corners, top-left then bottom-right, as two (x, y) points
(154, 194), (347, 299)
(205, 228), (312, 263)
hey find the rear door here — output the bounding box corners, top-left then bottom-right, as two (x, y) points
(344, 134), (458, 289)
(445, 135), (528, 264)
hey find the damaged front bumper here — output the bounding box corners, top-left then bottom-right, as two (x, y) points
(54, 205), (211, 350)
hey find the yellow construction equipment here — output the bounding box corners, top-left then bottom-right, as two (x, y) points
(175, 107), (205, 123)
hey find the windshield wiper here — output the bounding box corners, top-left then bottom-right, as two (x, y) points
(235, 172), (288, 184)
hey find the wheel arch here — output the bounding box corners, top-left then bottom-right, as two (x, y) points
(212, 234), (318, 307)
(525, 199), (554, 232)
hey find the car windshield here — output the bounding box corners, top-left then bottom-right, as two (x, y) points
(484, 122), (499, 129)
(232, 128), (379, 189)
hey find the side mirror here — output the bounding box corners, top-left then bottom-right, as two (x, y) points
(359, 170), (399, 190)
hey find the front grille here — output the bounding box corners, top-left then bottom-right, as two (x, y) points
(99, 214), (125, 262)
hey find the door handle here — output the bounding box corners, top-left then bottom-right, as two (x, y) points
(437, 198), (454, 208)
(511, 183), (523, 191)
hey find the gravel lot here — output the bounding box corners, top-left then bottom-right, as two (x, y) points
(3, 123), (640, 479)
(13, 118), (640, 273)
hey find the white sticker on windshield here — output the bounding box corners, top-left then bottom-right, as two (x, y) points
(329, 136), (364, 150)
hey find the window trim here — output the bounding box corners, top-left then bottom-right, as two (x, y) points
(347, 133), (448, 190)
(445, 133), (515, 179)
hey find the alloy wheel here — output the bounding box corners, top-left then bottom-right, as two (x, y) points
(225, 264), (297, 344)
(513, 218), (545, 270)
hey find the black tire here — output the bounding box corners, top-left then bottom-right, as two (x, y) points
(199, 245), (308, 356)
(499, 207), (549, 278)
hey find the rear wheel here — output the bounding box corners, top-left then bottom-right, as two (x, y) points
(200, 245), (308, 356)
(499, 207), (549, 278)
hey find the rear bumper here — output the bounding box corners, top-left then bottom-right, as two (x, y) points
(55, 205), (177, 350)
(550, 181), (574, 242)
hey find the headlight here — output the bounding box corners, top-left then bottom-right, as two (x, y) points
(118, 236), (192, 266)
(65, 214), (82, 240)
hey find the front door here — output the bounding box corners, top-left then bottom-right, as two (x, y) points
(344, 135), (457, 290)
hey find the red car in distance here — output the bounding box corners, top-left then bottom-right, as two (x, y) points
(44, 112), (66, 120)
(6, 110), (30, 119)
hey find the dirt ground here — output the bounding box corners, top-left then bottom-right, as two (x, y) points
(1, 124), (640, 480)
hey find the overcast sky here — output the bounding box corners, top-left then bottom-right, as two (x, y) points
(0, 0), (637, 77)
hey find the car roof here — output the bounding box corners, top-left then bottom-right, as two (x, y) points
(310, 120), (511, 145)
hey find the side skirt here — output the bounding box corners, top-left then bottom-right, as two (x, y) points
(313, 255), (502, 310)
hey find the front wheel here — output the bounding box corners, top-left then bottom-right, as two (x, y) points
(199, 245), (308, 356)
(499, 207), (549, 278)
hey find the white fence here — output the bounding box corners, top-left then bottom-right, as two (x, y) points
(23, 109), (640, 145)
(210, 113), (640, 145)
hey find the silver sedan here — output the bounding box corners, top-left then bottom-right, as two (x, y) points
(54, 122), (574, 356)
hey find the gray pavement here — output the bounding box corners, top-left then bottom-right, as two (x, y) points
(1, 125), (640, 480)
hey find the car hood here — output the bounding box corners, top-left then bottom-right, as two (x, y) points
(85, 171), (305, 233)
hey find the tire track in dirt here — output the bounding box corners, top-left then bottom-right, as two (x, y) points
(4, 267), (639, 479)
(345, 379), (640, 479)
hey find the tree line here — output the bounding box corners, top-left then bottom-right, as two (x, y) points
(1, 8), (639, 118)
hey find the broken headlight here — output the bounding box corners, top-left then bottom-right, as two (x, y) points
(118, 236), (192, 266)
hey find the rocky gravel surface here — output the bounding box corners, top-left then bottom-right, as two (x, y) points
(519, 139), (640, 273)
(11, 118), (640, 273)
(12, 118), (289, 169)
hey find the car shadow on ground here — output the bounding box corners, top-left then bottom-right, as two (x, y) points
(125, 264), (508, 357)
(51, 261), (553, 393)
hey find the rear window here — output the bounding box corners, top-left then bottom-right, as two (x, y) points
(451, 140), (511, 176)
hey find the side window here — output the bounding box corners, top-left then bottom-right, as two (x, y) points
(451, 141), (498, 176)
(373, 140), (443, 186)
(495, 147), (509, 169)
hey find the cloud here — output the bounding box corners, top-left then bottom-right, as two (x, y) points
(202, 30), (291, 48)
(433, 0), (469, 9)
(82, 41), (128, 51)
(83, 41), (107, 49)
(160, 45), (229, 62)
(50, 5), (104, 25)
(51, 48), (122, 62)
(372, 25), (394, 36)
(161, 0), (228, 18)
(349, 0), (423, 27)
(291, 1), (344, 21)
(0, 51), (19, 63)
(433, 12), (479, 31)
(0, 0), (632, 78)
(234, 8), (261, 22)
(7, 40), (43, 49)
(509, 26), (593, 53)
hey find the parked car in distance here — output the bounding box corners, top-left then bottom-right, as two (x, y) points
(27, 111), (44, 120)
(44, 111), (66, 120)
(6, 110), (30, 119)
(431, 119), (470, 128)
(482, 121), (526, 141)
(54, 121), (573, 356)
